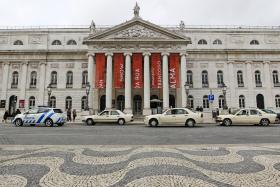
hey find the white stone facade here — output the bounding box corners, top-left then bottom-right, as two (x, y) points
(0, 16), (280, 117)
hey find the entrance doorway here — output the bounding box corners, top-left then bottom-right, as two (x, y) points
(100, 95), (106, 112)
(169, 95), (176, 108)
(9, 95), (17, 116)
(117, 95), (125, 111)
(133, 95), (142, 115)
(256, 94), (265, 109)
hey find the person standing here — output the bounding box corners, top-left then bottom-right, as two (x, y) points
(67, 108), (72, 122)
(72, 109), (77, 122)
(2, 110), (8, 123)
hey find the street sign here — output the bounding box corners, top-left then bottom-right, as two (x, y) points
(208, 95), (214, 101)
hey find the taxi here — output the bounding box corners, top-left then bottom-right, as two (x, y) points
(83, 109), (134, 125)
(144, 108), (203, 127)
(13, 106), (67, 127)
(216, 108), (277, 126)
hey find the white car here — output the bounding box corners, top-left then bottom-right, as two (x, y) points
(13, 107), (67, 127)
(144, 108), (203, 127)
(216, 108), (278, 126)
(84, 110), (134, 125)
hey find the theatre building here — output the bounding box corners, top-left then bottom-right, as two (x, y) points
(0, 5), (280, 117)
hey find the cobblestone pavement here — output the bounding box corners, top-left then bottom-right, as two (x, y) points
(1, 144), (280, 186)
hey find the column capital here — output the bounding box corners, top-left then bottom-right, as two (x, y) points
(87, 53), (95, 57)
(227, 61), (235, 64)
(39, 61), (47, 66)
(3, 61), (10, 66)
(105, 52), (113, 57)
(180, 52), (188, 57)
(124, 52), (132, 56)
(245, 60), (253, 64)
(143, 52), (151, 56)
(22, 61), (29, 65)
(161, 52), (170, 57)
(263, 61), (270, 64)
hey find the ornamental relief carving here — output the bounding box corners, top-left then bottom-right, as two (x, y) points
(187, 63), (193, 68)
(264, 35), (280, 44)
(106, 25), (170, 39)
(29, 36), (43, 44)
(12, 64), (20, 69)
(216, 63), (224, 68)
(66, 63), (74, 68)
(253, 63), (262, 68)
(200, 63), (208, 68)
(0, 36), (8, 44)
(30, 63), (39, 69)
(230, 36), (244, 44)
(82, 63), (88, 68)
(51, 64), (59, 68)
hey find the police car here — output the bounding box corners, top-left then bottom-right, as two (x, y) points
(13, 106), (67, 127)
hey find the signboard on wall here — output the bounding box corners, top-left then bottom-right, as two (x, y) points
(19, 100), (25, 108)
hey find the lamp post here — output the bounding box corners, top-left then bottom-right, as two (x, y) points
(222, 82), (228, 110)
(85, 82), (90, 111)
(184, 82), (190, 108)
(47, 84), (52, 107)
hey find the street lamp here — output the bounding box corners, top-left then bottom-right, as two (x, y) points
(85, 82), (91, 111)
(184, 82), (190, 108)
(47, 84), (52, 107)
(222, 82), (228, 110)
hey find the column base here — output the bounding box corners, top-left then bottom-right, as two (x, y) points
(142, 108), (151, 116)
(124, 108), (133, 114)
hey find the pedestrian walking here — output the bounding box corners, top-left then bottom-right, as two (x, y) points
(72, 109), (77, 122)
(67, 108), (72, 122)
(2, 110), (8, 123)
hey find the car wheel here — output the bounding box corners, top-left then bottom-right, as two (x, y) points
(223, 119), (232, 127)
(149, 119), (158, 127)
(14, 119), (23, 127)
(260, 118), (270, 126)
(86, 119), (95, 126)
(118, 118), (125, 125)
(45, 119), (53, 127)
(185, 119), (195, 127)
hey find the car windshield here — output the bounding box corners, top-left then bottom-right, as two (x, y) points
(261, 109), (275, 114)
(53, 109), (63, 113)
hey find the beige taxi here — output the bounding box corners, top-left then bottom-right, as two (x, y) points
(216, 108), (277, 126)
(144, 108), (203, 127)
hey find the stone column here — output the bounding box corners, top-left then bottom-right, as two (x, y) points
(143, 52), (151, 115)
(1, 62), (10, 105)
(264, 61), (273, 108)
(105, 53), (113, 109)
(20, 61), (28, 109)
(227, 62), (235, 108)
(87, 53), (95, 112)
(180, 53), (187, 108)
(162, 52), (169, 110)
(246, 61), (254, 107)
(38, 62), (47, 105)
(124, 52), (132, 114)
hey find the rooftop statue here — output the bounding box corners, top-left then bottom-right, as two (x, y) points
(134, 2), (140, 17)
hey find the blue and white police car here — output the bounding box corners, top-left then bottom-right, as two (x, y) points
(13, 106), (67, 127)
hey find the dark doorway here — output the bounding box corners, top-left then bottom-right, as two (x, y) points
(117, 95), (125, 111)
(256, 94), (265, 109)
(133, 95), (142, 115)
(169, 95), (176, 108)
(100, 95), (106, 112)
(9, 95), (17, 116)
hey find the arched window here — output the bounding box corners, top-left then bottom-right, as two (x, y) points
(198, 39), (207, 45)
(13, 40), (23, 45)
(67, 40), (77, 45)
(237, 70), (244, 87)
(188, 95), (194, 109)
(202, 70), (208, 87)
(30, 71), (37, 88)
(250, 40), (259, 45)
(81, 96), (87, 110)
(213, 39), (222, 45)
(217, 70), (224, 86)
(50, 96), (56, 108)
(11, 71), (19, 88)
(218, 95), (225, 109)
(275, 95), (280, 108)
(52, 40), (62, 45)
(66, 71), (73, 88)
(187, 70), (193, 87)
(29, 96), (35, 108)
(239, 95), (246, 108)
(82, 70), (88, 88)
(65, 96), (72, 110)
(203, 95), (209, 108)
(255, 70), (262, 87)
(273, 70), (279, 86)
(50, 71), (57, 87)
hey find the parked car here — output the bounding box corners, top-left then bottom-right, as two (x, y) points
(83, 109), (134, 125)
(12, 107), (66, 127)
(216, 108), (277, 126)
(144, 108), (203, 127)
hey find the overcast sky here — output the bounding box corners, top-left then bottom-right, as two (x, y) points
(0, 0), (279, 27)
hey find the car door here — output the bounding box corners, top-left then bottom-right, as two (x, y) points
(96, 111), (110, 122)
(233, 109), (249, 124)
(110, 111), (120, 122)
(175, 109), (188, 124)
(160, 109), (176, 125)
(249, 109), (262, 124)
(24, 109), (38, 124)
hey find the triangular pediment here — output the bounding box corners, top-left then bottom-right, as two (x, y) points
(84, 17), (190, 43)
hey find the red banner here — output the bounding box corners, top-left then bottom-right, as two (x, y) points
(113, 53), (125, 88)
(169, 53), (180, 88)
(132, 53), (143, 88)
(151, 53), (162, 88)
(95, 53), (106, 88)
